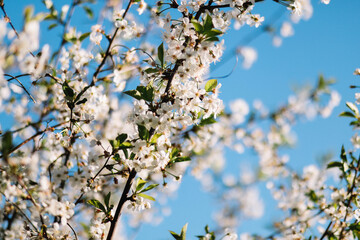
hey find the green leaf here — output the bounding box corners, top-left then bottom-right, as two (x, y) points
(349, 223), (360, 231)
(83, 6), (94, 19)
(118, 141), (133, 149)
(145, 68), (159, 74)
(169, 223), (188, 240)
(113, 153), (121, 162)
(137, 85), (154, 102)
(317, 74), (326, 90)
(24, 6), (34, 23)
(173, 157), (191, 162)
(138, 125), (149, 141)
(138, 193), (155, 201)
(199, 115), (217, 126)
(136, 178), (147, 192)
(140, 184), (159, 193)
(48, 23), (58, 30)
(350, 120), (360, 126)
(62, 81), (75, 99)
(205, 36), (220, 42)
(158, 42), (164, 68)
(339, 111), (356, 118)
(124, 89), (142, 100)
(340, 145), (347, 163)
(87, 199), (106, 213)
(170, 148), (180, 159)
(122, 149), (129, 159)
(44, 14), (58, 21)
(203, 15), (213, 31)
(150, 133), (162, 144)
(205, 79), (217, 92)
(204, 29), (222, 38)
(109, 139), (118, 149)
(104, 192), (111, 209)
(169, 231), (181, 240)
(116, 134), (127, 144)
(79, 32), (91, 42)
(1, 131), (13, 159)
(76, 98), (87, 105)
(191, 20), (203, 33)
(180, 223), (188, 240)
(327, 161), (343, 169)
(306, 190), (319, 202)
(346, 102), (359, 116)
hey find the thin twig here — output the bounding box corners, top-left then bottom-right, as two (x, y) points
(0, 1), (35, 57)
(73, 0), (134, 106)
(0, 195), (40, 234)
(0, 121), (68, 158)
(5, 73), (36, 103)
(54, 0), (78, 67)
(67, 222), (79, 240)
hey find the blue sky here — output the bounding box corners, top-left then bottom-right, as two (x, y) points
(2, 0), (360, 239)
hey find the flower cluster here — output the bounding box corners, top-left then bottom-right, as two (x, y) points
(0, 0), (349, 240)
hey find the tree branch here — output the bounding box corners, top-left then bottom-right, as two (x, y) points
(106, 168), (137, 240)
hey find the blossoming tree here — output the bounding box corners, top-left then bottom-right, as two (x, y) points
(1, 0), (360, 239)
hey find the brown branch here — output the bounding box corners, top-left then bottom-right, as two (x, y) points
(106, 168), (137, 240)
(0, 121), (68, 158)
(73, 0), (134, 104)
(0, 1), (35, 57)
(319, 221), (332, 240)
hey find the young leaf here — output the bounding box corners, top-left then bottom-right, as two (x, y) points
(327, 161), (343, 169)
(116, 133), (127, 144)
(76, 98), (87, 105)
(140, 184), (159, 193)
(104, 192), (111, 209)
(124, 89), (142, 100)
(136, 178), (147, 192)
(180, 223), (188, 240)
(204, 29), (222, 38)
(138, 125), (149, 141)
(158, 42), (164, 68)
(48, 23), (58, 30)
(62, 81), (75, 99)
(79, 32), (91, 42)
(169, 231), (181, 240)
(339, 111), (356, 118)
(83, 6), (94, 19)
(1, 131), (13, 160)
(191, 19), (203, 33)
(205, 36), (220, 42)
(205, 79), (217, 92)
(340, 145), (347, 163)
(137, 85), (154, 102)
(24, 6), (34, 23)
(174, 157), (191, 163)
(118, 141), (133, 149)
(138, 193), (155, 201)
(203, 15), (213, 31)
(150, 133), (162, 144)
(145, 68), (159, 74)
(199, 115), (217, 126)
(88, 199), (106, 213)
(170, 148), (180, 159)
(169, 223), (188, 240)
(346, 102), (359, 116)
